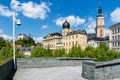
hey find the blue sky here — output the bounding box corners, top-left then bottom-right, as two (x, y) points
(0, 0), (120, 43)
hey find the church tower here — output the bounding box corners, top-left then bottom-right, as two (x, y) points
(62, 20), (71, 36)
(96, 6), (106, 38)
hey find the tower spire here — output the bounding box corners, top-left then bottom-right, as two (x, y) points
(98, 0), (103, 17)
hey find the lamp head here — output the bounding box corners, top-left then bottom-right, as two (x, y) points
(16, 19), (21, 26)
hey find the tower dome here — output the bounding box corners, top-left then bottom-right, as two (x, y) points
(62, 20), (70, 29)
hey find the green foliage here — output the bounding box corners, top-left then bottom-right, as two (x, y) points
(0, 45), (25, 59)
(67, 45), (83, 57)
(29, 41), (120, 62)
(53, 48), (66, 57)
(0, 59), (5, 65)
(0, 45), (13, 58)
(31, 46), (53, 57)
(16, 50), (25, 58)
(0, 37), (6, 49)
(94, 42), (120, 62)
(84, 46), (95, 58)
(16, 37), (35, 47)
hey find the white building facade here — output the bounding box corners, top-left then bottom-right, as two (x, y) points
(109, 22), (120, 52)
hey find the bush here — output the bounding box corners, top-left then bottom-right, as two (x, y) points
(53, 48), (66, 57)
(0, 59), (5, 65)
(31, 46), (53, 57)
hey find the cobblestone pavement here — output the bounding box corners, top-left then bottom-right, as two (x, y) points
(13, 66), (86, 80)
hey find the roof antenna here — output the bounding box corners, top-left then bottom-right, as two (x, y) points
(98, 0), (101, 7)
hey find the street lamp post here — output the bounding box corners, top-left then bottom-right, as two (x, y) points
(13, 11), (21, 70)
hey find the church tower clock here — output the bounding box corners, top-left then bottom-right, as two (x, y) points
(96, 6), (106, 38)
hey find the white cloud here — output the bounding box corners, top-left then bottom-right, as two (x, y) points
(0, 29), (3, 34)
(55, 15), (85, 27)
(0, 29), (12, 40)
(85, 17), (96, 33)
(0, 34), (13, 40)
(41, 25), (48, 29)
(33, 37), (43, 43)
(111, 7), (120, 23)
(0, 5), (12, 17)
(11, 0), (51, 19)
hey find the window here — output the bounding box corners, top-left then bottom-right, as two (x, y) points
(72, 35), (74, 39)
(115, 35), (117, 39)
(76, 41), (78, 45)
(118, 42), (120, 46)
(101, 34), (102, 37)
(63, 43), (65, 46)
(116, 28), (118, 33)
(72, 42), (74, 45)
(101, 29), (102, 33)
(118, 35), (120, 39)
(112, 36), (114, 40)
(69, 42), (71, 46)
(76, 35), (78, 38)
(119, 28), (120, 32)
(69, 36), (71, 39)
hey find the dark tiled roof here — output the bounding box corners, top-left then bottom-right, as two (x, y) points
(88, 37), (109, 41)
(66, 30), (86, 36)
(19, 47), (34, 52)
(109, 22), (120, 29)
(44, 32), (62, 38)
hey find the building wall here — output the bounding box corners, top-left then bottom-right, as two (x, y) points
(62, 28), (72, 36)
(43, 35), (62, 50)
(62, 34), (87, 52)
(87, 40), (97, 48)
(109, 23), (120, 52)
(43, 33), (87, 52)
(88, 40), (109, 48)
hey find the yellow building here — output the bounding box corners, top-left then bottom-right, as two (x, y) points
(43, 20), (87, 52)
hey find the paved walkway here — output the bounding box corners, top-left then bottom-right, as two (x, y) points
(13, 66), (86, 80)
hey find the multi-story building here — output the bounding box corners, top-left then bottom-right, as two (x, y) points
(43, 20), (87, 52)
(109, 22), (120, 52)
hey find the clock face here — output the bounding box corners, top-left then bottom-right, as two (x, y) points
(97, 18), (104, 26)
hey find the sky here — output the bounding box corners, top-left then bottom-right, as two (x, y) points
(0, 0), (120, 43)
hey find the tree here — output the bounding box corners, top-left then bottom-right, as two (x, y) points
(98, 42), (109, 51)
(53, 48), (66, 57)
(68, 45), (83, 57)
(0, 37), (6, 49)
(0, 45), (25, 59)
(84, 46), (95, 58)
(31, 46), (53, 57)
(16, 37), (35, 47)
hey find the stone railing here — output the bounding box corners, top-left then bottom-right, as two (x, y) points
(17, 58), (94, 68)
(0, 59), (15, 80)
(82, 59), (120, 80)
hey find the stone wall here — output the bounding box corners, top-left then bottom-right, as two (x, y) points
(82, 59), (120, 80)
(0, 59), (15, 80)
(17, 58), (94, 68)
